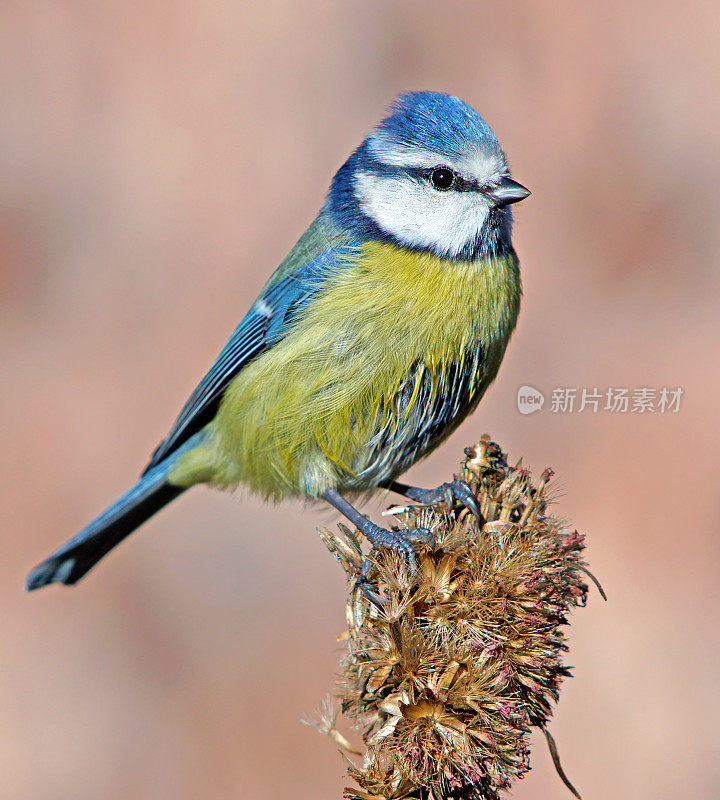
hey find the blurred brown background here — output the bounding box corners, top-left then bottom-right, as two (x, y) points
(2, 2), (719, 799)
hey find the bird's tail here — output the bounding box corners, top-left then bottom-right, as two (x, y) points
(26, 435), (202, 591)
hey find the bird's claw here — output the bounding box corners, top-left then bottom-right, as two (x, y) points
(408, 479), (481, 521)
(366, 524), (433, 571)
(353, 569), (386, 611)
(353, 526), (434, 609)
(355, 522), (433, 573)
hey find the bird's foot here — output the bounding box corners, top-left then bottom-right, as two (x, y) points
(399, 479), (481, 521)
(354, 519), (434, 573)
(352, 525), (434, 610)
(320, 488), (434, 607)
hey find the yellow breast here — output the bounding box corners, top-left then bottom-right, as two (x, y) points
(171, 242), (521, 499)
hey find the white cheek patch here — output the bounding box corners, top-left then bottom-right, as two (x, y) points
(355, 171), (491, 259)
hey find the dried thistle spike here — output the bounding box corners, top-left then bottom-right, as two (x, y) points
(315, 437), (595, 800)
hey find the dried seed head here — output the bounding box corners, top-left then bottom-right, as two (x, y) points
(317, 437), (595, 800)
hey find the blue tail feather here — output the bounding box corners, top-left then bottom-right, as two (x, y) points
(26, 435), (201, 590)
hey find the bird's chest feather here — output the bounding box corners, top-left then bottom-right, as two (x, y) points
(313, 242), (521, 480)
(264, 242), (519, 481)
(210, 241), (520, 496)
(311, 241), (521, 384)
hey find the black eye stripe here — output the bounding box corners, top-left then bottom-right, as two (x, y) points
(453, 175), (480, 192)
(364, 162), (483, 193)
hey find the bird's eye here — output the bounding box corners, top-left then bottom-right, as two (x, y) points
(429, 167), (455, 191)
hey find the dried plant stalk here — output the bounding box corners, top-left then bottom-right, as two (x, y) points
(317, 435), (594, 800)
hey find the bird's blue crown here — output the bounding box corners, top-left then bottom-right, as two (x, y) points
(373, 91), (501, 159)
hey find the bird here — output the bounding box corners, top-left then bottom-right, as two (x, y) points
(26, 91), (529, 591)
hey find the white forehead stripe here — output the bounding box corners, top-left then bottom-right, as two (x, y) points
(367, 134), (449, 170)
(368, 131), (508, 182)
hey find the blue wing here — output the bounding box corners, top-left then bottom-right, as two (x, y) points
(142, 214), (355, 474)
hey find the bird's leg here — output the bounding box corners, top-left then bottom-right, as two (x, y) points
(380, 479), (482, 521)
(321, 488), (433, 576)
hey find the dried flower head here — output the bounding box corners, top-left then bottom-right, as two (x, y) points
(316, 436), (598, 800)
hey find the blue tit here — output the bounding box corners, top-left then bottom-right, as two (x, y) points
(27, 91), (529, 590)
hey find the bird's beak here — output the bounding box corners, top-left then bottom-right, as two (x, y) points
(486, 177), (531, 207)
